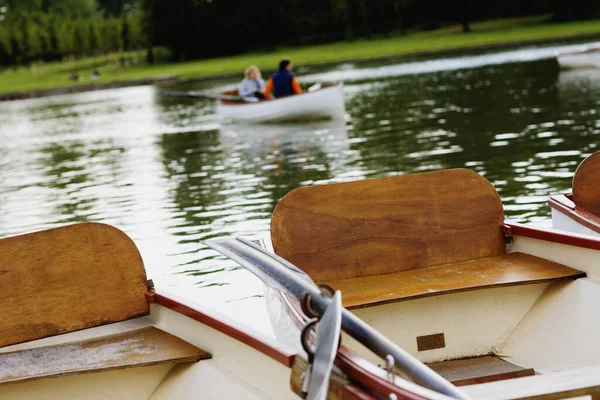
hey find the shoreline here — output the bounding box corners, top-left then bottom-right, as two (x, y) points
(1, 31), (599, 103)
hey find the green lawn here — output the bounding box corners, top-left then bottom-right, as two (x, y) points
(1, 15), (599, 95)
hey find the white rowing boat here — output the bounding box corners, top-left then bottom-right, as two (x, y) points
(248, 167), (600, 399)
(0, 223), (299, 400)
(556, 46), (600, 70)
(550, 151), (600, 236)
(216, 83), (345, 123)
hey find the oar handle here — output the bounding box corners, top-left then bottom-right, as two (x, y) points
(161, 90), (259, 102)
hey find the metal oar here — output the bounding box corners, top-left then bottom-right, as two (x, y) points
(161, 90), (260, 103)
(306, 290), (342, 400)
(205, 237), (470, 400)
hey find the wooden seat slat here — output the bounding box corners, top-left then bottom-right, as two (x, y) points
(427, 355), (535, 387)
(573, 151), (600, 218)
(327, 252), (585, 309)
(0, 326), (210, 384)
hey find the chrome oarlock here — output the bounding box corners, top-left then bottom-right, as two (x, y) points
(298, 291), (343, 400)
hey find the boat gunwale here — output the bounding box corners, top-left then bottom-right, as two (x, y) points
(505, 220), (600, 249)
(147, 290), (296, 367)
(547, 194), (600, 235)
(218, 82), (342, 107)
(556, 47), (600, 57)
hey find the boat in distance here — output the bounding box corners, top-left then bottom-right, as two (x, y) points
(216, 83), (345, 123)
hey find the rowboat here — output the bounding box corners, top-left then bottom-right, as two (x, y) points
(216, 83), (345, 123)
(550, 151), (600, 236)
(229, 167), (600, 399)
(556, 46), (600, 70)
(0, 223), (299, 400)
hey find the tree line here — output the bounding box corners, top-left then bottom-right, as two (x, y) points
(143, 0), (599, 61)
(0, 0), (144, 66)
(0, 0), (598, 67)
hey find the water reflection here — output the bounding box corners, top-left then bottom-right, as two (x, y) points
(0, 41), (599, 335)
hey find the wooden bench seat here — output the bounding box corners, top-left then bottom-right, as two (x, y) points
(327, 252), (585, 309)
(427, 355), (535, 387)
(0, 326), (209, 385)
(271, 169), (586, 308)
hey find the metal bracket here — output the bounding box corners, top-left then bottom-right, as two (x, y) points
(386, 354), (396, 383)
(502, 224), (514, 244)
(300, 318), (318, 397)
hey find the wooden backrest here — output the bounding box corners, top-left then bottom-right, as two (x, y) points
(573, 151), (600, 217)
(271, 169), (506, 282)
(0, 222), (149, 347)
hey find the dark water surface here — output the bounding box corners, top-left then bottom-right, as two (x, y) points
(1, 40), (599, 334)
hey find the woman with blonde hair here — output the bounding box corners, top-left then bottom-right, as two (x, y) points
(239, 65), (266, 99)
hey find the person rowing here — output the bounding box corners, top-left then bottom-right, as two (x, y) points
(239, 65), (266, 100)
(263, 58), (302, 100)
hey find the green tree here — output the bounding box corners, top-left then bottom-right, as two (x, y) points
(0, 26), (12, 65)
(73, 20), (89, 55)
(127, 5), (145, 49)
(56, 20), (75, 55)
(103, 17), (122, 52)
(17, 13), (43, 58)
(120, 13), (129, 50)
(47, 0), (99, 17)
(88, 20), (101, 54)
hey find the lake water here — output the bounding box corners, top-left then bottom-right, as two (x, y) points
(1, 40), (599, 335)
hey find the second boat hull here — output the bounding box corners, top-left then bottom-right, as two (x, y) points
(556, 49), (600, 70)
(216, 84), (345, 123)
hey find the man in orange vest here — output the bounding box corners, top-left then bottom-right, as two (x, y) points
(263, 59), (302, 100)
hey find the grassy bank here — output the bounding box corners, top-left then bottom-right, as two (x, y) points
(1, 15), (599, 95)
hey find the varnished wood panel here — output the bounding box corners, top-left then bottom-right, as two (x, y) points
(0, 223), (150, 347)
(573, 151), (600, 217)
(326, 252), (585, 309)
(0, 326), (209, 384)
(271, 169), (506, 282)
(427, 355), (535, 387)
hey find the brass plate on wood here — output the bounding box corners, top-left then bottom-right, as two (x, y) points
(417, 333), (445, 351)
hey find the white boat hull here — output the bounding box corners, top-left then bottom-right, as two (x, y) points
(0, 292), (297, 400)
(549, 194), (600, 237)
(263, 221), (600, 399)
(216, 84), (345, 123)
(556, 49), (600, 70)
(552, 207), (600, 236)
